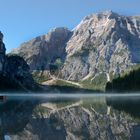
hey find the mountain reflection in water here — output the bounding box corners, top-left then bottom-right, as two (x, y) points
(0, 93), (140, 140)
(107, 96), (140, 118)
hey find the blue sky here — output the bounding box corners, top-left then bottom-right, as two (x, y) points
(0, 0), (140, 52)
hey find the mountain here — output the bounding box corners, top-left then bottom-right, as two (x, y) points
(12, 11), (140, 90)
(12, 27), (72, 71)
(0, 31), (38, 92)
(61, 11), (140, 89)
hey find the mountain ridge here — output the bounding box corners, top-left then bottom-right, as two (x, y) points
(12, 27), (72, 71)
(11, 11), (140, 90)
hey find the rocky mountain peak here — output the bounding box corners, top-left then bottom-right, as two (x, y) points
(61, 11), (140, 88)
(48, 27), (71, 36)
(96, 10), (119, 18)
(66, 11), (122, 56)
(43, 27), (72, 44)
(83, 10), (119, 21)
(12, 27), (72, 71)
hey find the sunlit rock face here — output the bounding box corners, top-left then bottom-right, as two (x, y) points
(12, 27), (72, 71)
(61, 11), (140, 81)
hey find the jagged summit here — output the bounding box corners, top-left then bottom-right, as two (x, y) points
(43, 27), (72, 42)
(12, 27), (72, 70)
(48, 27), (70, 34)
(62, 11), (140, 84)
(95, 10), (119, 17)
(83, 11), (120, 22)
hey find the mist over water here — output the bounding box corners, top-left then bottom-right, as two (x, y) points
(1, 93), (140, 117)
(1, 93), (140, 140)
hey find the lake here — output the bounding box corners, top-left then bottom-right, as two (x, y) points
(0, 93), (140, 140)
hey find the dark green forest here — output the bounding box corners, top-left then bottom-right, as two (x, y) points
(106, 68), (140, 92)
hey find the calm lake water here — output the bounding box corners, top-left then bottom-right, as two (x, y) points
(0, 93), (140, 140)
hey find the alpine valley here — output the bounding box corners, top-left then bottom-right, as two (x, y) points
(11, 11), (140, 92)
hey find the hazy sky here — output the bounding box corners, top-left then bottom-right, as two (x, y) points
(0, 0), (140, 52)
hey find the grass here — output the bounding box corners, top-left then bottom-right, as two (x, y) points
(55, 79), (80, 88)
(80, 73), (107, 91)
(32, 70), (50, 83)
(32, 64), (140, 92)
(32, 70), (106, 92)
(52, 79), (102, 93)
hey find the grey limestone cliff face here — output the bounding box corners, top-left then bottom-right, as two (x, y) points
(61, 11), (140, 82)
(12, 27), (72, 71)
